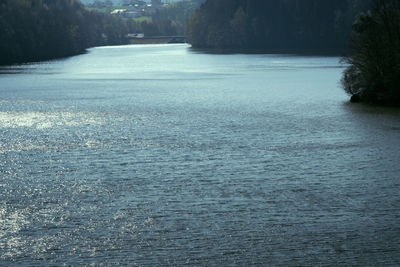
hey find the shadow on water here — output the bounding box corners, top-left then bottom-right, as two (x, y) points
(342, 101), (400, 135)
(343, 101), (400, 117)
(0, 62), (66, 75)
(189, 46), (348, 57)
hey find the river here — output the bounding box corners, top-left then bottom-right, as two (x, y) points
(1, 44), (400, 266)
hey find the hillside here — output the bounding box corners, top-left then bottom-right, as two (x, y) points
(0, 0), (132, 65)
(187, 0), (371, 53)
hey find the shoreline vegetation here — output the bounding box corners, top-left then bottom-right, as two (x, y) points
(341, 0), (400, 106)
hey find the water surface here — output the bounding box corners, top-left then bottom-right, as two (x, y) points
(1, 44), (400, 266)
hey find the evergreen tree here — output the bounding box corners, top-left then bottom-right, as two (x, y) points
(0, 0), (134, 65)
(187, 0), (371, 52)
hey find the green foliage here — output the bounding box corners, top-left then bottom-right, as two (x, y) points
(0, 0), (135, 65)
(187, 0), (371, 52)
(141, 0), (203, 37)
(342, 0), (400, 105)
(134, 16), (152, 23)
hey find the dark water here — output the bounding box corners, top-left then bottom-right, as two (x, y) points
(1, 44), (400, 266)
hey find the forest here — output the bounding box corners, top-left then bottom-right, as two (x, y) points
(140, 0), (205, 37)
(0, 0), (133, 65)
(187, 0), (372, 52)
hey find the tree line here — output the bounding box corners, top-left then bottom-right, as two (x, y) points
(187, 0), (371, 52)
(0, 0), (134, 65)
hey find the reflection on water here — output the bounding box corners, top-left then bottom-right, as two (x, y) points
(0, 44), (400, 266)
(0, 111), (103, 129)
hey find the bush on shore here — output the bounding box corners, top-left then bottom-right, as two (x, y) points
(342, 0), (400, 106)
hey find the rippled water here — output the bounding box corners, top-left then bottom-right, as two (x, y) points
(1, 44), (400, 266)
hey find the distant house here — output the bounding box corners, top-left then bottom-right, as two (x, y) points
(110, 0), (165, 17)
(110, 9), (127, 15)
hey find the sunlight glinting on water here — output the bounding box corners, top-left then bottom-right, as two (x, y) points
(1, 44), (400, 266)
(0, 111), (103, 129)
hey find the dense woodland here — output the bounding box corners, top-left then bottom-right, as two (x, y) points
(142, 0), (205, 36)
(187, 0), (372, 52)
(0, 0), (133, 65)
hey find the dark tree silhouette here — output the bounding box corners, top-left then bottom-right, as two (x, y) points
(342, 0), (400, 105)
